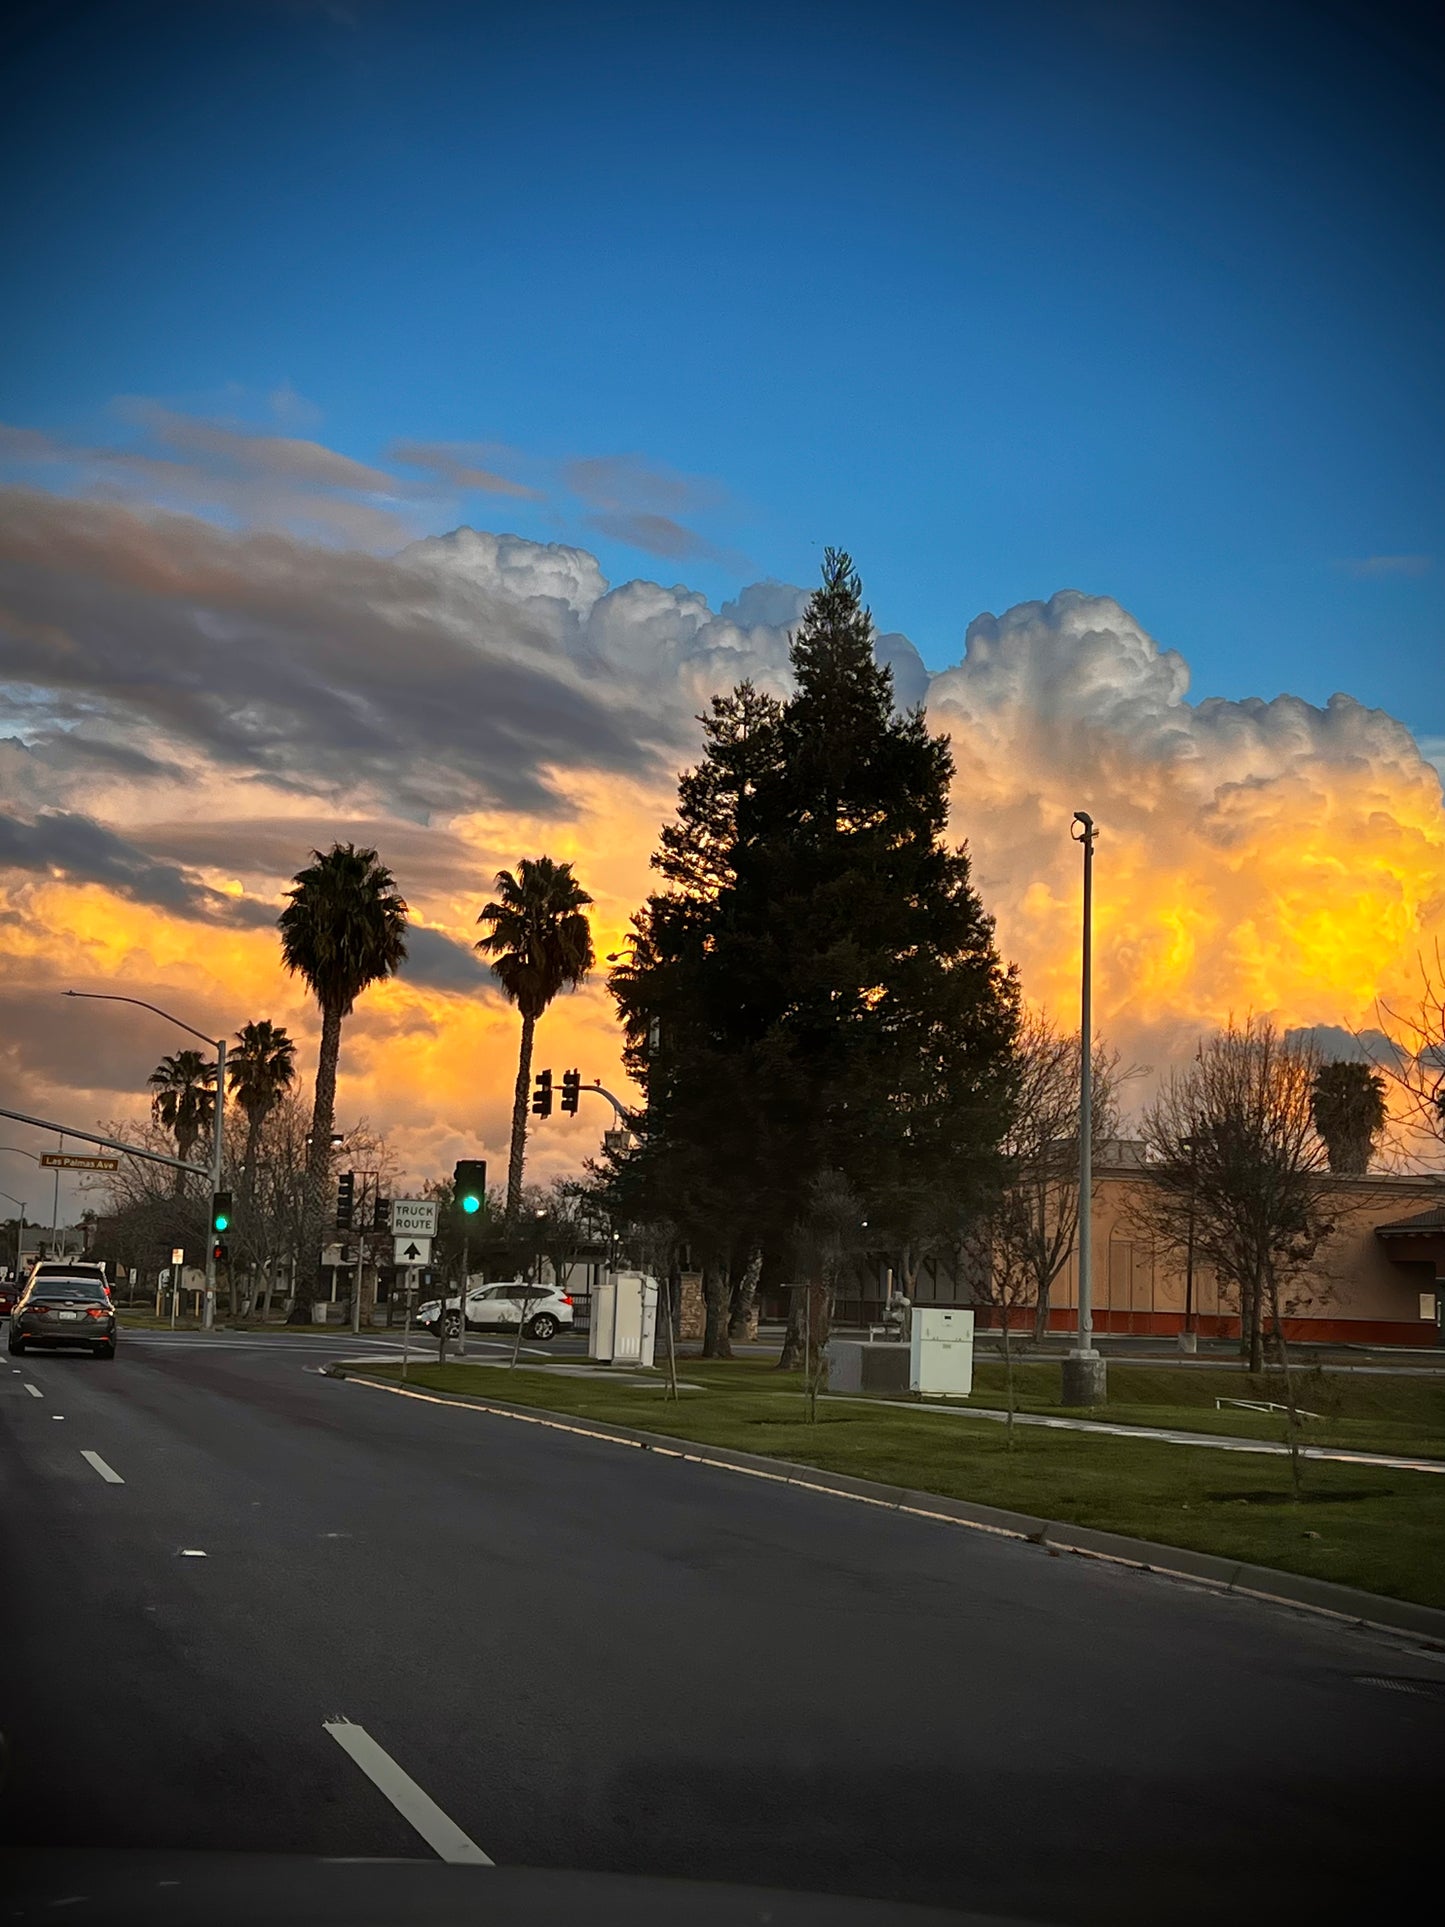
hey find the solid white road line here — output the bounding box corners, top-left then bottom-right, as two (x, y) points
(80, 1450), (124, 1484)
(323, 1720), (493, 1865)
(24, 1382), (42, 1398)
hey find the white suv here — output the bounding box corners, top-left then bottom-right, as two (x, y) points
(28, 1259), (110, 1290)
(415, 1281), (574, 1342)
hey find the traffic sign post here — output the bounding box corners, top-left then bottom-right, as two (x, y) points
(392, 1198), (438, 1238)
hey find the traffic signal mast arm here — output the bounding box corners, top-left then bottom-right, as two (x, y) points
(532, 1072), (632, 1126)
(579, 1081), (633, 1125)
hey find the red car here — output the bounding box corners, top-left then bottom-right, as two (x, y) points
(0, 1276), (16, 1319)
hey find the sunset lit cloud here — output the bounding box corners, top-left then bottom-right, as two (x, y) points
(2, 444), (1443, 1196)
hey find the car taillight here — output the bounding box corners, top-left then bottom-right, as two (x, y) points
(561, 1295), (573, 1305)
(86, 1306), (109, 1319)
(30, 1304), (51, 1316)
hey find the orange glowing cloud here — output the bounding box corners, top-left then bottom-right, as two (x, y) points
(2, 503), (1442, 1196)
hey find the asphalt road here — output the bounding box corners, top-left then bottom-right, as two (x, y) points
(2, 1329), (1442, 1924)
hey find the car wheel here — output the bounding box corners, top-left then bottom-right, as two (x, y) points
(442, 1312), (461, 1339)
(93, 1343), (116, 1360)
(528, 1313), (558, 1341)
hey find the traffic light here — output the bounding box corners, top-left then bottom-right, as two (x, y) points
(453, 1159), (486, 1216)
(373, 1195), (391, 1232)
(210, 1189), (232, 1235)
(532, 1068), (553, 1118)
(560, 1069), (581, 1115)
(336, 1170), (356, 1231)
(211, 1239), (228, 1266)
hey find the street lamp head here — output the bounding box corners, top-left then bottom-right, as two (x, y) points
(1071, 810), (1095, 840)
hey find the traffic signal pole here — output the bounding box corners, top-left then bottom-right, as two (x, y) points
(203, 1036), (225, 1331)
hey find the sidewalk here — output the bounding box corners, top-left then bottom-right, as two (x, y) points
(835, 1394), (1445, 1474)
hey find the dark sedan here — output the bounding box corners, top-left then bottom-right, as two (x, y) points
(8, 1275), (116, 1359)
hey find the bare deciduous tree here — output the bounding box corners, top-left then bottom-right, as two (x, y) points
(1135, 1017), (1336, 1491)
(1376, 943), (1445, 1157)
(981, 1011), (1126, 1341)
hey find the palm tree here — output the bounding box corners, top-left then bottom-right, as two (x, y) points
(1311, 1060), (1388, 1174)
(475, 857), (594, 1218)
(148, 1050), (215, 1196)
(279, 845), (408, 1311)
(228, 1020), (297, 1278)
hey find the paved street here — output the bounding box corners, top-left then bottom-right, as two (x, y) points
(2, 1330), (1442, 1923)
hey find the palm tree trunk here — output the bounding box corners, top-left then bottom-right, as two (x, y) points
(293, 1001), (343, 1323)
(506, 1010), (536, 1221)
(172, 1122), (195, 1198)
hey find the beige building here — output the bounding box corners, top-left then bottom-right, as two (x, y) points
(1034, 1142), (1445, 1347)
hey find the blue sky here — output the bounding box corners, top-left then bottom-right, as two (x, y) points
(2, 0), (1441, 738)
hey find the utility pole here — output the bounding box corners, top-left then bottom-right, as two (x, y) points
(1063, 812), (1107, 1407)
(51, 1134), (63, 1255)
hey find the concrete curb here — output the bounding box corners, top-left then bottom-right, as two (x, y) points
(325, 1362), (1445, 1649)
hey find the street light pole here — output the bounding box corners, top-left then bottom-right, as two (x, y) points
(1064, 813), (1107, 1408)
(62, 991), (227, 1332)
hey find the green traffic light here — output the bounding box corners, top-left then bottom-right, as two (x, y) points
(214, 1213), (229, 1232)
(461, 1194), (481, 1214)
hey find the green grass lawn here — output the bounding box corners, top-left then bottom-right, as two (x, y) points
(960, 1358), (1445, 1460)
(116, 1310), (361, 1333)
(349, 1353), (1445, 1610)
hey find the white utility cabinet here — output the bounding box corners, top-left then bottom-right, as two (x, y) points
(588, 1271), (659, 1368)
(909, 1305), (975, 1397)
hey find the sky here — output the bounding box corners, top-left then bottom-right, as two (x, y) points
(1, 0), (1442, 1212)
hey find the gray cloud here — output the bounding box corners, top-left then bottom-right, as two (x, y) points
(396, 925), (502, 995)
(124, 402), (401, 493)
(563, 454), (722, 517)
(0, 493), (687, 818)
(583, 509), (729, 563)
(1284, 1024), (1396, 1064)
(0, 411), (423, 548)
(1340, 554), (1433, 579)
(390, 440), (540, 499)
(138, 815), (479, 900)
(0, 808), (273, 927)
(567, 454), (731, 563)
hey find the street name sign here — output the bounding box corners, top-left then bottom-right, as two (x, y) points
(41, 1152), (119, 1171)
(391, 1198), (438, 1237)
(394, 1235), (433, 1265)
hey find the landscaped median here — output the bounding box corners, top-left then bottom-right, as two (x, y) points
(334, 1353), (1445, 1615)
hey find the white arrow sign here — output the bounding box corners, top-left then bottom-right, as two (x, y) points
(394, 1235), (432, 1265)
(392, 1198), (439, 1237)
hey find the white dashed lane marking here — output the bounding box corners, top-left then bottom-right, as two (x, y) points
(80, 1450), (124, 1484)
(24, 1383), (42, 1398)
(323, 1720), (492, 1865)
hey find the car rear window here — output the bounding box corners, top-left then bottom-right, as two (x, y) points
(25, 1279), (111, 1301)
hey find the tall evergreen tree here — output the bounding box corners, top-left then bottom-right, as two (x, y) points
(610, 551), (1019, 1355)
